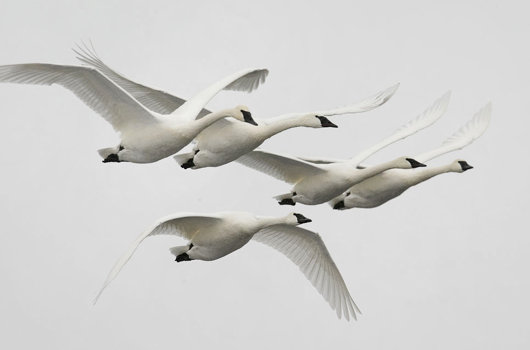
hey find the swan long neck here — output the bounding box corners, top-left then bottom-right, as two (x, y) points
(348, 159), (401, 183)
(259, 114), (314, 139)
(193, 108), (237, 130)
(255, 215), (289, 230)
(407, 163), (454, 186)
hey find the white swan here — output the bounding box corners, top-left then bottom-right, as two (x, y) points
(330, 103), (491, 209)
(236, 92), (451, 205)
(173, 84), (399, 169)
(0, 47), (267, 163)
(95, 212), (359, 321)
(71, 45), (399, 168)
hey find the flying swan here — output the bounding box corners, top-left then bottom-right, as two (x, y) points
(236, 92), (451, 205)
(94, 212), (360, 321)
(71, 45), (399, 169)
(330, 103), (491, 209)
(0, 46), (267, 163)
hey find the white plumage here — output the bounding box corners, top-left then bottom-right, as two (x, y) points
(0, 45), (268, 163)
(236, 93), (451, 205)
(330, 103), (491, 209)
(95, 212), (359, 321)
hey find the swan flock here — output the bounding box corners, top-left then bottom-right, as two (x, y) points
(0, 44), (491, 321)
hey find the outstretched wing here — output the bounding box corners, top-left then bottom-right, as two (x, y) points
(94, 213), (222, 303)
(414, 103), (491, 163)
(0, 63), (157, 132)
(237, 150), (325, 184)
(348, 91), (451, 165)
(174, 67), (268, 121)
(74, 43), (211, 117)
(265, 83), (399, 124)
(253, 224), (359, 320)
(295, 156), (346, 164)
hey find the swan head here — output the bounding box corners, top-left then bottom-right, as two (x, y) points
(315, 115), (338, 128)
(233, 105), (258, 126)
(453, 159), (474, 172)
(401, 157), (427, 169)
(287, 213), (312, 225)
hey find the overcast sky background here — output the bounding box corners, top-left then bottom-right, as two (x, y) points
(0, 0), (528, 349)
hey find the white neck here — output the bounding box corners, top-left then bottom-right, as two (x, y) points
(255, 215), (291, 230)
(193, 108), (239, 130)
(407, 163), (456, 186)
(259, 114), (316, 139)
(348, 158), (405, 183)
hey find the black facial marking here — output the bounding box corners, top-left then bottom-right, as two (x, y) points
(406, 158), (427, 168)
(294, 213), (312, 224)
(333, 200), (345, 210)
(316, 116), (338, 128)
(241, 110), (258, 126)
(458, 160), (474, 171)
(102, 153), (120, 163)
(119, 145), (124, 151)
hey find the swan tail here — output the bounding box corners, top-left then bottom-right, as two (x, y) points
(173, 152), (193, 166)
(97, 146), (119, 159)
(273, 193), (292, 201)
(169, 245), (189, 258)
(273, 192), (296, 206)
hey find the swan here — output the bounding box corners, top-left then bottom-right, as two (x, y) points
(236, 92), (451, 205)
(0, 46), (267, 163)
(95, 212), (359, 321)
(71, 45), (400, 169)
(330, 103), (491, 209)
(173, 83), (399, 169)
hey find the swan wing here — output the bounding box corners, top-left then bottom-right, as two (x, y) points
(94, 214), (222, 303)
(237, 150), (325, 184)
(295, 156), (347, 164)
(253, 224), (359, 320)
(0, 63), (157, 132)
(309, 82), (399, 115)
(174, 67), (268, 121)
(348, 91), (451, 165)
(74, 44), (211, 118)
(265, 83), (399, 124)
(414, 103), (491, 163)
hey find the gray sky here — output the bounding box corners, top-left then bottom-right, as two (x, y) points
(0, 0), (528, 349)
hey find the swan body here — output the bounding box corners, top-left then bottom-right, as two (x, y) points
(236, 93), (451, 205)
(95, 212), (359, 320)
(174, 84), (399, 169)
(70, 46), (400, 169)
(0, 46), (267, 163)
(238, 150), (425, 205)
(330, 103), (491, 209)
(332, 160), (473, 209)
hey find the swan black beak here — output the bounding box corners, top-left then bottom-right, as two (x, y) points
(458, 160), (474, 171)
(294, 213), (312, 224)
(241, 110), (258, 126)
(316, 116), (338, 128)
(333, 200), (345, 210)
(406, 158), (427, 168)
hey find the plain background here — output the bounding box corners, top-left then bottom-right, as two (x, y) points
(0, 1), (528, 349)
